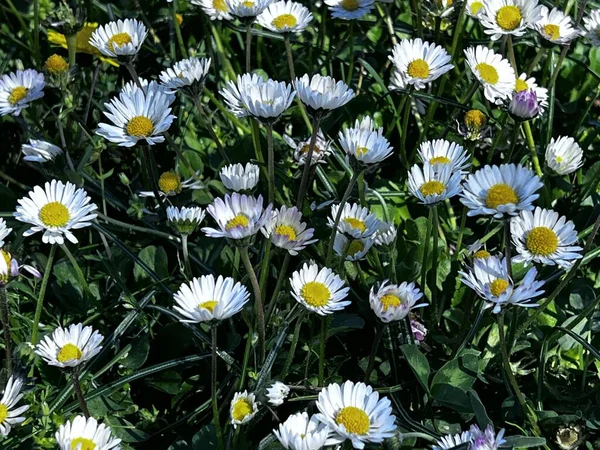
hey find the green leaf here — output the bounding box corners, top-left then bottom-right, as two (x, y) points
(104, 417), (150, 443)
(400, 344), (430, 393)
(501, 436), (547, 448)
(168, 441), (191, 450)
(328, 314), (365, 337)
(430, 383), (472, 413)
(134, 245), (169, 282)
(467, 389), (493, 428)
(120, 334), (150, 370)
(431, 354), (479, 391)
(192, 425), (218, 450)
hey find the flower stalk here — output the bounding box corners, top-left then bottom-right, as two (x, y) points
(0, 286), (13, 375)
(31, 244), (57, 344)
(239, 246), (265, 362)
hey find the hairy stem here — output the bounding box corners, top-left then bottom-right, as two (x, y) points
(240, 246), (265, 362)
(73, 366), (90, 418)
(31, 244), (57, 344)
(211, 325), (225, 450)
(0, 286), (13, 375)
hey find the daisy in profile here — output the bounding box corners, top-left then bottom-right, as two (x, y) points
(0, 248), (41, 285)
(173, 274), (250, 323)
(338, 116), (393, 165)
(457, 109), (491, 141)
(139, 171), (202, 198)
(545, 136), (583, 175)
(460, 164), (543, 219)
(225, 0), (273, 18)
(324, 0), (375, 20)
(511, 207), (582, 269)
(433, 431), (471, 450)
(220, 73), (266, 118)
(583, 10), (600, 46)
(35, 323), (104, 368)
(236, 76), (296, 122)
(191, 0), (232, 21)
(407, 163), (462, 205)
(417, 139), (470, 173)
(389, 38), (453, 90)
(459, 255), (544, 313)
(508, 89), (541, 120)
(0, 69), (45, 116)
(464, 46), (516, 104)
(230, 391), (259, 428)
(89, 18), (148, 60)
(22, 139), (63, 163)
(262, 205), (317, 255)
(273, 412), (330, 450)
(283, 129), (332, 165)
(0, 377), (29, 436)
(202, 193), (273, 240)
(293, 74), (355, 114)
(257, 1), (313, 33)
(469, 425), (506, 450)
(373, 222), (397, 247)
(14, 180), (98, 245)
(0, 218), (12, 247)
(266, 382), (290, 406)
(466, 0), (484, 17)
(167, 206), (206, 235)
(159, 57), (212, 94)
(219, 163), (260, 192)
(56, 416), (121, 450)
(333, 234), (374, 261)
(328, 203), (382, 239)
(290, 263), (350, 315)
(478, 0), (542, 40)
(533, 6), (580, 45)
(315, 380), (396, 448)
(514, 74), (548, 113)
(369, 280), (426, 323)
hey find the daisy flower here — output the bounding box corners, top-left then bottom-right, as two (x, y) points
(533, 6), (580, 45)
(465, 46), (516, 104)
(230, 391), (259, 428)
(290, 263), (350, 315)
(219, 162), (260, 192)
(44, 54), (69, 76)
(583, 10), (600, 46)
(202, 193), (273, 240)
(433, 431), (472, 450)
(257, 1), (313, 33)
(139, 171), (202, 197)
(511, 207), (582, 269)
(220, 73), (266, 118)
(457, 109), (491, 141)
(262, 205), (317, 255)
(417, 139), (470, 173)
(283, 129), (332, 165)
(508, 89), (541, 120)
(35, 323), (104, 368)
(0, 219), (12, 247)
(0, 249), (41, 285)
(459, 255), (544, 313)
(191, 0), (232, 20)
(469, 425), (506, 450)
(324, 0), (374, 20)
(338, 116), (393, 165)
(373, 222), (397, 247)
(478, 0), (542, 40)
(159, 57), (212, 94)
(468, 240), (494, 260)
(166, 206), (206, 235)
(14, 180), (98, 245)
(514, 73), (548, 113)
(56, 416), (121, 450)
(0, 69), (45, 116)
(545, 136), (583, 175)
(315, 380), (396, 448)
(407, 163), (462, 205)
(333, 234), (374, 261)
(274, 412), (330, 450)
(460, 164), (543, 218)
(96, 81), (176, 147)
(236, 76), (296, 121)
(0, 377), (29, 436)
(173, 274), (250, 323)
(369, 280), (426, 323)
(328, 202), (382, 239)
(225, 0), (273, 18)
(389, 38), (453, 90)
(266, 381), (290, 406)
(293, 74), (355, 114)
(466, 0), (484, 17)
(89, 18), (148, 59)
(21, 139), (63, 163)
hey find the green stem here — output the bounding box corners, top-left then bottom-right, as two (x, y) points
(399, 91), (412, 166)
(506, 122), (521, 162)
(453, 206), (468, 261)
(60, 244), (91, 297)
(318, 316), (327, 385)
(507, 36), (518, 72)
(295, 115), (322, 208)
(266, 253), (291, 322)
(239, 246), (265, 363)
(72, 366), (90, 418)
(266, 123), (275, 205)
(31, 244), (57, 344)
(238, 322), (253, 389)
(181, 234), (192, 279)
(522, 121), (543, 178)
(504, 220), (513, 279)
(364, 325), (385, 382)
(431, 205), (441, 322)
(211, 325), (225, 450)
(283, 35), (312, 130)
(193, 96), (230, 163)
(66, 34), (77, 68)
(281, 315), (303, 379)
(419, 208), (433, 295)
(245, 22), (253, 73)
(172, 1), (188, 58)
(258, 241), (272, 303)
(0, 286), (13, 376)
(33, 0), (40, 68)
(346, 22), (355, 86)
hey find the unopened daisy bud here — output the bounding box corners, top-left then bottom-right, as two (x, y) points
(458, 109), (490, 141)
(508, 89), (540, 120)
(370, 280), (427, 323)
(167, 206), (206, 235)
(0, 376), (30, 436)
(0, 249), (18, 284)
(266, 381), (290, 406)
(22, 139), (63, 163)
(56, 416), (121, 450)
(44, 54), (69, 75)
(545, 136), (583, 175)
(219, 163), (260, 192)
(373, 222), (397, 247)
(230, 391), (259, 428)
(118, 172), (131, 186)
(35, 323), (104, 368)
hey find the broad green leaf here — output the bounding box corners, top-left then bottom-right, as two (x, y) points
(400, 344), (430, 393)
(134, 245), (169, 282)
(431, 354), (479, 391)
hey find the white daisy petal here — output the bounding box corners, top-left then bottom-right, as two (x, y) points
(56, 415), (121, 450)
(273, 412), (330, 450)
(290, 263), (350, 315)
(35, 323), (104, 368)
(369, 280), (427, 323)
(0, 69), (45, 116)
(257, 1), (313, 33)
(545, 136), (583, 175)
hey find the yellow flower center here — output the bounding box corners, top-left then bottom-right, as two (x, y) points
(515, 78), (528, 92)
(214, 0), (228, 11)
(543, 24), (560, 40)
(301, 281), (331, 307)
(336, 406), (370, 435)
(39, 202), (70, 227)
(158, 172), (182, 195)
(419, 181), (445, 197)
(407, 59), (430, 79)
(8, 86), (28, 105)
(429, 156), (451, 165)
(175, 13), (183, 26)
(380, 294), (401, 311)
(473, 249), (491, 259)
(0, 250), (12, 282)
(475, 63), (499, 85)
(232, 399), (253, 421)
(470, 1), (483, 15)
(300, 144), (321, 155)
(346, 239), (365, 256)
(272, 13), (297, 29)
(485, 183), (519, 209)
(243, 0), (254, 7)
(107, 32), (132, 52)
(57, 343), (83, 363)
(464, 109), (487, 128)
(355, 146), (369, 157)
(342, 0), (359, 11)
(496, 5), (522, 31)
(489, 278), (509, 297)
(275, 225), (297, 241)
(71, 438), (97, 450)
(343, 218), (367, 233)
(45, 54), (69, 74)
(199, 300), (218, 312)
(226, 214), (250, 230)
(0, 404), (7, 424)
(526, 226), (559, 256)
(126, 116), (154, 137)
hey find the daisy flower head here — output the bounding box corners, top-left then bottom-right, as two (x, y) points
(191, 0), (232, 20)
(324, 0), (375, 20)
(261, 205), (317, 255)
(97, 81), (175, 147)
(225, 0), (273, 18)
(466, 0), (485, 17)
(237, 76), (296, 122)
(0, 218), (12, 247)
(0, 249), (42, 285)
(459, 254), (544, 313)
(389, 38), (453, 90)
(44, 54), (69, 77)
(457, 109), (491, 141)
(534, 6), (580, 45)
(159, 57), (211, 94)
(460, 164), (543, 218)
(545, 136), (583, 175)
(173, 274), (250, 323)
(266, 381), (290, 406)
(22, 139), (63, 163)
(407, 163), (463, 205)
(333, 234), (374, 261)
(35, 323), (104, 368)
(511, 207), (582, 269)
(583, 10), (600, 46)
(56, 416), (121, 450)
(139, 171), (202, 198)
(202, 193), (273, 241)
(373, 222), (397, 247)
(283, 129), (332, 166)
(433, 431), (472, 450)
(273, 411), (330, 450)
(0, 377), (29, 436)
(257, 1), (313, 33)
(468, 240), (494, 260)
(290, 263), (350, 315)
(220, 73), (265, 118)
(231, 391), (259, 428)
(514, 73), (548, 113)
(470, 425), (506, 450)
(369, 280), (427, 323)
(14, 180), (98, 245)
(478, 0), (542, 40)
(328, 202), (382, 239)
(465, 46), (516, 104)
(293, 74), (355, 115)
(220, 162), (260, 192)
(508, 89), (541, 120)
(0, 69), (45, 116)
(338, 116), (393, 165)
(166, 206), (206, 235)
(89, 18), (148, 60)
(315, 380), (397, 448)
(418, 139), (470, 173)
